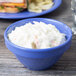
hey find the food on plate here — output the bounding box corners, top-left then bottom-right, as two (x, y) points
(8, 21), (66, 49)
(0, 0), (31, 13)
(0, 0), (54, 13)
(28, 0), (54, 13)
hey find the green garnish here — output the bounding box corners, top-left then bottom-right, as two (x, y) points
(16, 7), (23, 11)
(0, 6), (4, 9)
(26, 0), (30, 8)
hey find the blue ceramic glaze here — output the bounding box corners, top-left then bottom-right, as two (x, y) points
(4, 18), (72, 70)
(0, 0), (62, 19)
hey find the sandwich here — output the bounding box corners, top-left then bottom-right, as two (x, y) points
(0, 0), (31, 13)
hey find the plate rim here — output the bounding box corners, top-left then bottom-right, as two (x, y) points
(0, 0), (62, 19)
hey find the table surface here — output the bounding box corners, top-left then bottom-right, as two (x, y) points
(0, 0), (76, 76)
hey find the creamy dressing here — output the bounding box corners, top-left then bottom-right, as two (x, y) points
(8, 21), (66, 49)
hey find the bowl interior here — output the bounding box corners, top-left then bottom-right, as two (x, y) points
(6, 18), (72, 41)
(4, 18), (72, 56)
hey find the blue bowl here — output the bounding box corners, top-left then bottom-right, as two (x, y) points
(4, 18), (72, 70)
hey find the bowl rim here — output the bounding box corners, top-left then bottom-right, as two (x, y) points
(4, 18), (72, 52)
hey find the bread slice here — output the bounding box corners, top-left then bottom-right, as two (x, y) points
(0, 0), (24, 3)
(0, 7), (20, 13)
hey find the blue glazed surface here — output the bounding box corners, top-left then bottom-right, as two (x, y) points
(4, 18), (72, 70)
(0, 0), (62, 19)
